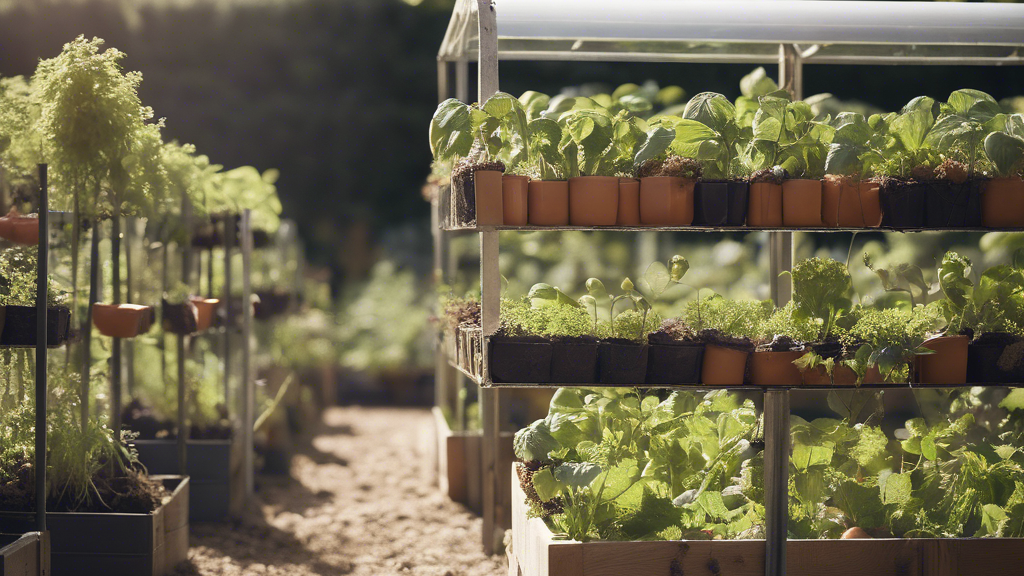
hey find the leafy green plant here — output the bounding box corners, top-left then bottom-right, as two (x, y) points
(925, 89), (1004, 177)
(758, 301), (818, 344)
(872, 96), (941, 179)
(681, 293), (770, 339)
(661, 92), (746, 179)
(789, 257), (855, 342)
(429, 92), (530, 169)
(863, 252), (930, 308)
(935, 250), (1024, 335)
(514, 389), (762, 542)
(585, 277), (654, 342)
(746, 93), (834, 179)
(847, 307), (935, 383)
(984, 114), (1024, 178)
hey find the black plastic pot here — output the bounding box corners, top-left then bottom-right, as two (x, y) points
(254, 291), (292, 319)
(0, 306), (71, 347)
(161, 300), (198, 335)
(693, 181), (748, 226)
(880, 180), (926, 229)
(133, 440), (233, 522)
(549, 337), (599, 383)
(925, 179), (984, 228)
(489, 335), (552, 383)
(452, 170), (477, 226)
(598, 339), (649, 384)
(646, 336), (704, 384)
(967, 332), (1021, 384)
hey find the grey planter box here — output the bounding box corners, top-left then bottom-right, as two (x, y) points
(134, 439), (240, 522)
(0, 532), (48, 576)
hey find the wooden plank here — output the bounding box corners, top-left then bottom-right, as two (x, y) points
(788, 540), (920, 576)
(0, 532), (41, 576)
(581, 541), (763, 576)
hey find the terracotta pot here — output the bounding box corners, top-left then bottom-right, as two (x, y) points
(617, 178), (641, 226)
(915, 335), (969, 385)
(982, 177), (1024, 228)
(190, 297), (221, 331)
(639, 177), (695, 226)
(701, 344), (749, 386)
(568, 176), (619, 226)
(747, 182), (783, 227)
(474, 170), (504, 226)
(528, 181), (569, 226)
(782, 179), (823, 227)
(502, 175), (529, 226)
(749, 350), (804, 386)
(822, 179), (883, 228)
(92, 303), (153, 338)
(0, 207), (39, 245)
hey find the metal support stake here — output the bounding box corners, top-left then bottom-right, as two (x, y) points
(224, 216), (234, 414)
(35, 164), (48, 533)
(111, 215), (122, 435)
(764, 390), (790, 576)
(240, 210), (255, 499)
(178, 190), (194, 477)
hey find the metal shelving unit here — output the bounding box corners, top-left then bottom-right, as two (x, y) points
(434, 0), (1024, 571)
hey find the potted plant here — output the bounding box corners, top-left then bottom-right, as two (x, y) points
(981, 114), (1024, 227)
(822, 112), (883, 227)
(523, 115), (571, 226)
(0, 246), (72, 347)
(637, 256), (703, 384)
(483, 93), (531, 226)
(748, 94), (833, 227)
(633, 154), (700, 226)
(877, 96), (941, 229)
(747, 166), (786, 227)
(674, 92), (750, 226)
(681, 293), (766, 385)
(489, 297), (553, 383)
(588, 277), (658, 383)
(558, 107), (620, 226)
(93, 302), (153, 338)
(526, 283), (598, 383)
(932, 251), (1024, 384)
(750, 302), (816, 386)
(847, 307), (935, 384)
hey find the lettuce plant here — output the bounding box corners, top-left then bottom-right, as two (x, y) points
(429, 91), (529, 170)
(984, 114), (1024, 179)
(789, 257), (855, 342)
(872, 96), (941, 179)
(936, 251), (1024, 335)
(746, 93), (834, 179)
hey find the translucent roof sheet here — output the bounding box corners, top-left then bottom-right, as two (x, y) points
(439, 0), (1024, 64)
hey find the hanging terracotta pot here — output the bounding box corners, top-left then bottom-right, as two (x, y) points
(617, 178), (641, 226)
(474, 170), (505, 226)
(749, 350), (804, 386)
(93, 303), (154, 338)
(915, 335), (969, 385)
(782, 179), (823, 227)
(568, 176), (619, 226)
(982, 177), (1024, 228)
(639, 177), (695, 226)
(190, 297), (221, 332)
(0, 207), (39, 245)
(528, 181), (569, 226)
(822, 177), (883, 228)
(747, 182), (783, 227)
(502, 175), (529, 226)
(701, 344), (749, 386)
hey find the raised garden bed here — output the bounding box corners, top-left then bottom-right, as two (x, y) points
(133, 440), (239, 522)
(0, 532), (47, 576)
(509, 466), (1024, 576)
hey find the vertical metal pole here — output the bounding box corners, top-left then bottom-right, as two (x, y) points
(125, 218), (135, 398)
(477, 0), (501, 554)
(435, 59), (452, 413)
(223, 216), (233, 416)
(111, 215), (122, 435)
(241, 210), (255, 499)
(178, 190), (193, 477)
(35, 164), (48, 533)
(764, 390), (790, 576)
(455, 60), (469, 103)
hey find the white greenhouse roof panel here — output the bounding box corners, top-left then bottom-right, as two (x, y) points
(439, 0), (1024, 64)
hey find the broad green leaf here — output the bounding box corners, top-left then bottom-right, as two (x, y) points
(739, 67), (779, 98)
(890, 107), (934, 153)
(938, 252), (973, 309)
(683, 92), (736, 135)
(832, 112), (871, 147)
(880, 471), (913, 506)
(633, 126), (675, 166)
(825, 143), (861, 176)
(921, 436), (938, 461)
(513, 420), (560, 461)
(643, 261), (671, 299)
(532, 467), (562, 501)
(554, 462), (602, 489)
(792, 443), (834, 471)
(519, 91), (550, 120)
(985, 131), (1024, 178)
(947, 88), (1001, 123)
(1000, 389), (1024, 412)
(752, 96), (787, 143)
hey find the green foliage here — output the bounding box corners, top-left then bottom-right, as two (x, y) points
(758, 301), (819, 343)
(985, 115), (1024, 178)
(848, 308), (935, 382)
(681, 293), (771, 338)
(935, 251), (1024, 335)
(0, 246), (68, 307)
(790, 257), (854, 341)
(746, 93), (834, 179)
(515, 389), (762, 542)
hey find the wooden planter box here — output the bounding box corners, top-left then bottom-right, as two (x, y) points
(0, 532), (48, 576)
(509, 466), (1024, 576)
(134, 440), (240, 522)
(0, 475), (188, 576)
(433, 407), (514, 526)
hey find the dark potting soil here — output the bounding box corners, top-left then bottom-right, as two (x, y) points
(808, 339), (845, 360)
(549, 336), (598, 383)
(699, 329), (754, 352)
(756, 335), (804, 353)
(0, 460), (165, 514)
(451, 160), (504, 226)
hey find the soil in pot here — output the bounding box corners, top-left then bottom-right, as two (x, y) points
(0, 305), (71, 346)
(568, 176), (619, 226)
(451, 160), (504, 226)
(880, 179), (926, 229)
(0, 459), (164, 514)
(489, 335), (552, 383)
(967, 332), (1023, 384)
(916, 334), (969, 385)
(782, 179), (823, 227)
(749, 337), (805, 386)
(822, 176), (882, 227)
(692, 180), (729, 226)
(748, 182), (783, 227)
(598, 339), (648, 384)
(549, 336), (599, 383)
(528, 180), (569, 225)
(639, 177), (694, 226)
(502, 175), (529, 226)
(982, 177), (1024, 228)
(617, 178), (641, 226)
(925, 179), (983, 228)
(700, 331), (753, 386)
(645, 331), (703, 384)
(162, 299), (198, 335)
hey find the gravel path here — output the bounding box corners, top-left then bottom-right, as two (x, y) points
(178, 406), (506, 576)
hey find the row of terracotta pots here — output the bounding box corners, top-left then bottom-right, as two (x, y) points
(94, 297), (220, 339)
(466, 171), (1024, 229)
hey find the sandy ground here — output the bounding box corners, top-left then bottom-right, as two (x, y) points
(177, 406), (506, 576)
